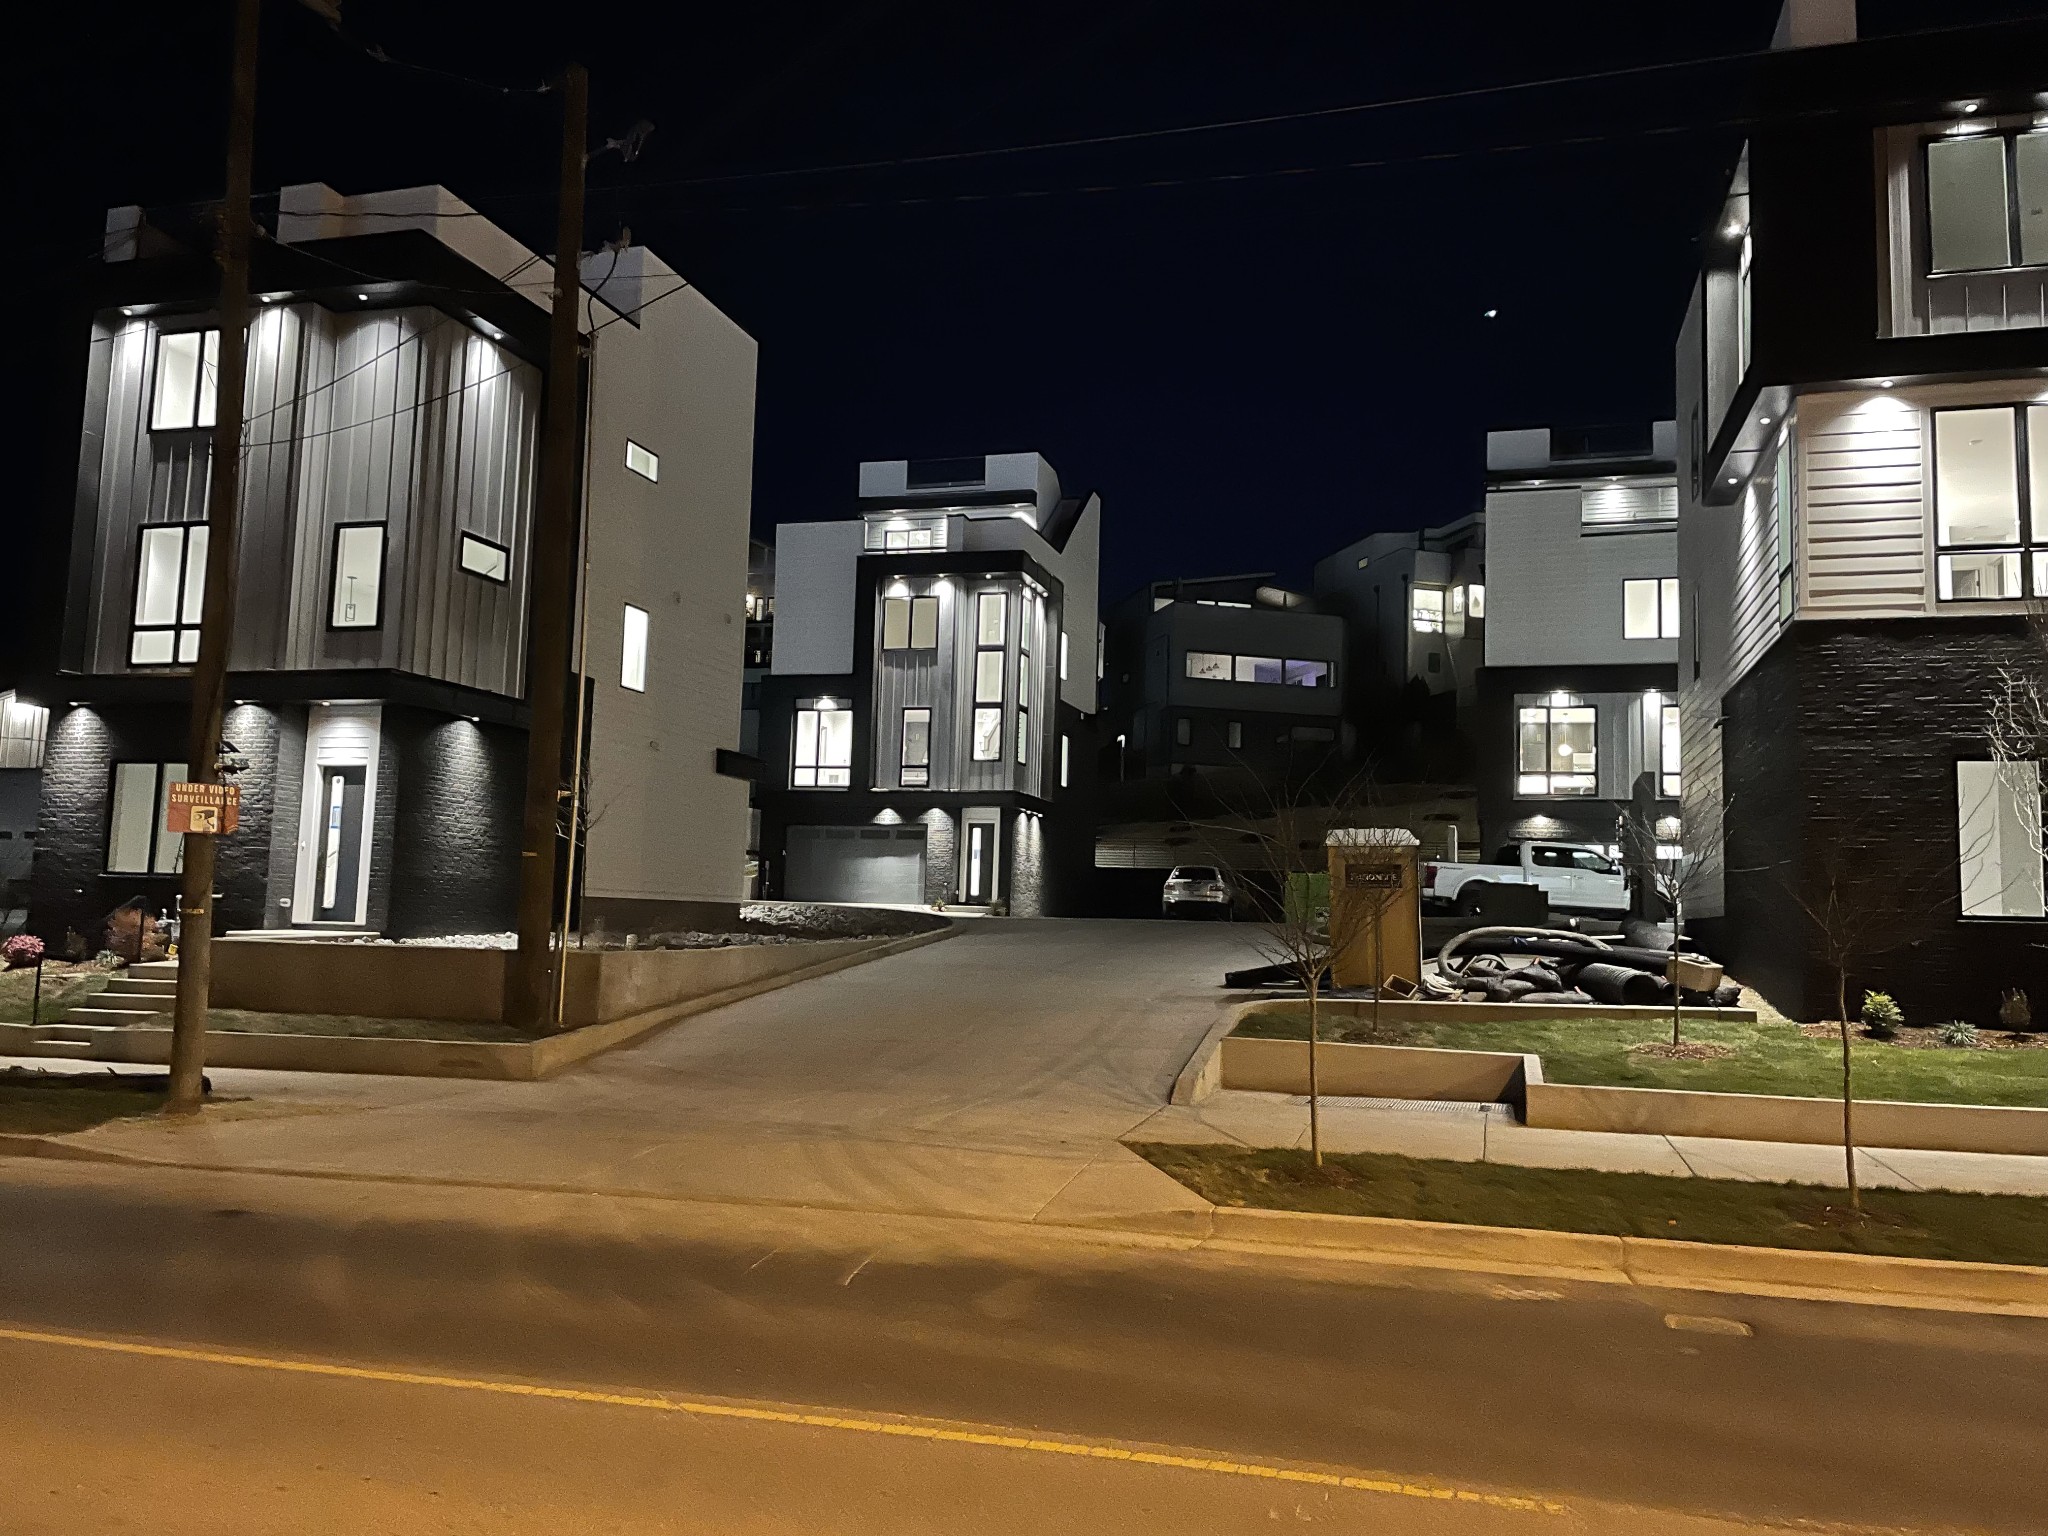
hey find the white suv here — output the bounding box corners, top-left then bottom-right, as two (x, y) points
(1161, 865), (1233, 919)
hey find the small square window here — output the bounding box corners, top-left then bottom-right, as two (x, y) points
(459, 533), (510, 583)
(621, 604), (649, 692)
(625, 440), (660, 482)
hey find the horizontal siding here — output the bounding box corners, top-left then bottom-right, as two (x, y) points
(1798, 396), (1928, 616)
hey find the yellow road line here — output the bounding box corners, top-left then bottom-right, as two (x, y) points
(0, 1322), (1562, 1515)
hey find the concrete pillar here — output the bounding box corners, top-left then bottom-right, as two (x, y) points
(1326, 828), (1421, 991)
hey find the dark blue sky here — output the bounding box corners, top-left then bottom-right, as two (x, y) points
(12, 0), (2048, 634)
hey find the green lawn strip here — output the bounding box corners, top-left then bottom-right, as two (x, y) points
(1130, 1141), (2048, 1266)
(0, 965), (113, 1024)
(1234, 1004), (2048, 1109)
(0, 1068), (171, 1135)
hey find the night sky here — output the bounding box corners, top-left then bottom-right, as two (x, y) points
(12, 0), (2048, 656)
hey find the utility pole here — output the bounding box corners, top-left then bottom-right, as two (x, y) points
(165, 0), (261, 1115)
(509, 62), (589, 1033)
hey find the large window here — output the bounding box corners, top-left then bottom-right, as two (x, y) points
(1016, 602), (1032, 766)
(882, 595), (940, 651)
(1517, 699), (1597, 797)
(150, 330), (219, 432)
(1660, 704), (1682, 799)
(793, 706), (853, 788)
(1411, 585), (1446, 633)
(900, 708), (931, 787)
(329, 523), (386, 630)
(1183, 651), (1335, 687)
(1934, 405), (2048, 600)
(620, 605), (649, 691)
(131, 523), (208, 666)
(865, 517), (946, 552)
(971, 591), (1006, 762)
(1958, 760), (2046, 918)
(107, 760), (188, 874)
(1926, 131), (2048, 275)
(1623, 578), (1680, 640)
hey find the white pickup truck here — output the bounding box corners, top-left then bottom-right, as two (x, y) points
(1421, 841), (1627, 916)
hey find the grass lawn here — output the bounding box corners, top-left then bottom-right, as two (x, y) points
(1132, 1141), (2048, 1266)
(0, 1067), (174, 1135)
(0, 963), (112, 1024)
(1235, 1003), (2048, 1109)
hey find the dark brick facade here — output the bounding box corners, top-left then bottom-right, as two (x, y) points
(383, 706), (524, 938)
(1711, 619), (2048, 1025)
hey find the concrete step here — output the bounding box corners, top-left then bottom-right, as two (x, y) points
(129, 960), (180, 979)
(63, 1007), (173, 1027)
(90, 996), (174, 1015)
(6, 1040), (100, 1059)
(27, 1027), (102, 1044)
(108, 977), (179, 996)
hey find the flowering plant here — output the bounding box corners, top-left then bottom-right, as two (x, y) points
(2, 934), (45, 970)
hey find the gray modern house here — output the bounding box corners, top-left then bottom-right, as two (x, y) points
(753, 454), (1101, 912)
(1099, 574), (1345, 779)
(23, 183), (757, 951)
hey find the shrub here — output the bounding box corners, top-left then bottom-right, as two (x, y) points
(2000, 989), (2033, 1031)
(1937, 1020), (1980, 1049)
(1, 934), (44, 970)
(1861, 990), (1903, 1037)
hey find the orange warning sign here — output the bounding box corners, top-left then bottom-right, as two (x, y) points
(165, 781), (240, 835)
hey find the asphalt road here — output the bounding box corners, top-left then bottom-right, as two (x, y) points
(3, 1159), (2044, 1535)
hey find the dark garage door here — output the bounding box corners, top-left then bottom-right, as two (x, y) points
(785, 825), (928, 905)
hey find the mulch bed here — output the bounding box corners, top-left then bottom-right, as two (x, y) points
(1797, 1023), (2048, 1052)
(1628, 1041), (1737, 1062)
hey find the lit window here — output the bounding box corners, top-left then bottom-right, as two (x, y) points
(1283, 659), (1329, 688)
(1016, 706), (1029, 765)
(625, 440), (660, 482)
(900, 708), (931, 788)
(975, 649), (1004, 703)
(1449, 586), (1465, 618)
(1059, 734), (1070, 788)
(1924, 132), (2048, 274)
(909, 596), (939, 649)
(1623, 578), (1680, 639)
(106, 760), (189, 874)
(1059, 631), (1070, 681)
(1957, 760), (2046, 917)
(972, 707), (1002, 762)
(1773, 433), (1795, 622)
(1516, 700), (1597, 797)
(794, 707), (853, 787)
(150, 330), (219, 432)
(1411, 586), (1445, 633)
(1185, 651), (1232, 682)
(1467, 583), (1486, 618)
(882, 597), (911, 651)
(1234, 655), (1283, 685)
(329, 523), (385, 629)
(621, 604), (648, 691)
(1934, 405), (2047, 600)
(1660, 705), (1682, 798)
(459, 533), (509, 584)
(976, 591), (1007, 645)
(131, 523), (208, 666)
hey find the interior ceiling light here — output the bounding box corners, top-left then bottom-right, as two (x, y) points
(1879, 378), (1896, 389)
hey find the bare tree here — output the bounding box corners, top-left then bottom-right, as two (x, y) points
(1192, 758), (1378, 1167)
(1621, 804), (1730, 1048)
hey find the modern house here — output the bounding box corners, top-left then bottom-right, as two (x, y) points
(1475, 423), (1682, 856)
(752, 454), (1100, 912)
(1099, 574), (1345, 779)
(1678, 0), (2048, 1020)
(22, 183), (757, 951)
(1313, 514), (1486, 718)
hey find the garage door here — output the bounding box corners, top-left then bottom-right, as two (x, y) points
(785, 825), (928, 905)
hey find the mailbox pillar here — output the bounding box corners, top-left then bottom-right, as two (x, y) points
(1325, 828), (1421, 991)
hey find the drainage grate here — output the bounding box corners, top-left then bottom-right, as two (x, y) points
(1285, 1095), (1512, 1118)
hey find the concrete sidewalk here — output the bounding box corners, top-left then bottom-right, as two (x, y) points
(1130, 1090), (2048, 1197)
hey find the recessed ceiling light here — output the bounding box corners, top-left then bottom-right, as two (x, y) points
(357, 293), (369, 301)
(1759, 415), (1772, 424)
(1879, 378), (1896, 389)
(1960, 101), (1981, 113)
(1726, 476), (1739, 485)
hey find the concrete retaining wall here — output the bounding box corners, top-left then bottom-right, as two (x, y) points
(1527, 1080), (2048, 1157)
(1219, 1035), (1534, 1104)
(1251, 997), (1758, 1026)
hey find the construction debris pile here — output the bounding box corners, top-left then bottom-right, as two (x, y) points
(1425, 926), (1741, 1008)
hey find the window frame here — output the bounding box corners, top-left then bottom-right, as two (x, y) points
(1515, 699), (1599, 798)
(793, 705), (854, 789)
(1411, 584), (1446, 634)
(1659, 704), (1682, 799)
(1622, 577), (1681, 640)
(624, 439), (660, 482)
(326, 520), (388, 632)
(899, 707), (931, 788)
(458, 531), (510, 585)
(148, 328), (221, 433)
(620, 604), (649, 692)
(129, 521), (209, 668)
(104, 759), (189, 875)
(1957, 758), (2047, 918)
(1922, 129), (2048, 277)
(1932, 403), (2046, 602)
(1182, 650), (1335, 687)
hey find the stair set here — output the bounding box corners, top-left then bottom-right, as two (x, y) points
(12, 960), (182, 1058)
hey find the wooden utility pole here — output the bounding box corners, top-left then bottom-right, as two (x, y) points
(509, 62), (589, 1033)
(166, 0), (261, 1115)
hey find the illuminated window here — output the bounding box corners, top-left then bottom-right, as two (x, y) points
(625, 440), (660, 482)
(150, 330), (219, 432)
(1516, 700), (1597, 797)
(1926, 131), (2048, 274)
(1411, 585), (1445, 633)
(900, 708), (931, 788)
(1934, 405), (2048, 600)
(1958, 760), (2046, 917)
(1623, 578), (1680, 639)
(106, 760), (189, 874)
(459, 532), (509, 584)
(972, 707), (1002, 762)
(794, 707), (853, 788)
(1467, 583), (1486, 618)
(329, 523), (385, 630)
(1660, 704), (1681, 798)
(131, 523), (208, 666)
(620, 605), (648, 691)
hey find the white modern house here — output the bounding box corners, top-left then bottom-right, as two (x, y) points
(753, 454), (1101, 912)
(24, 183), (756, 950)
